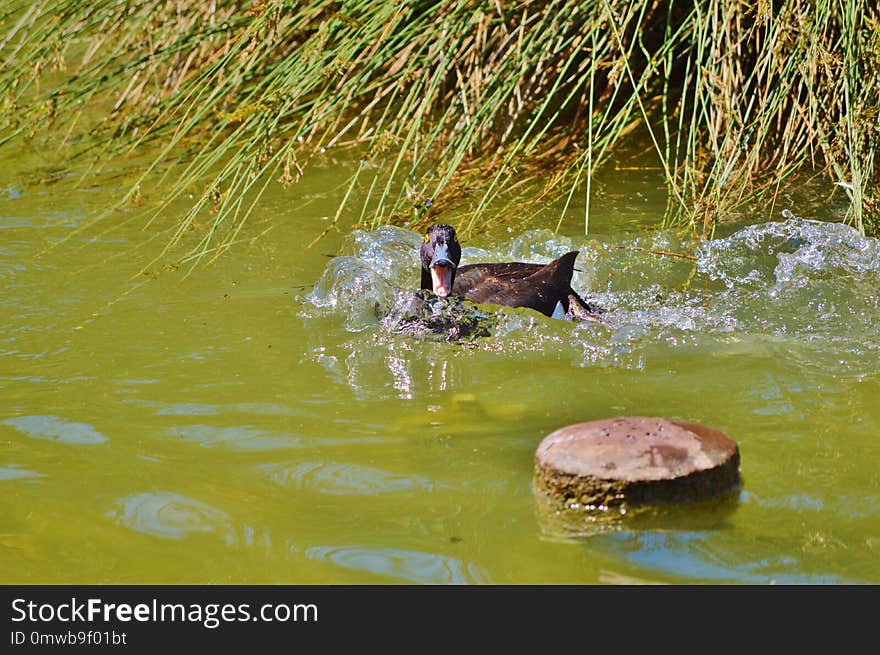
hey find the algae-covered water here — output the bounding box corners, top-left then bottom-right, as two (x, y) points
(2, 150), (878, 584)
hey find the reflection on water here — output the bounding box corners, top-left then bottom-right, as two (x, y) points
(305, 337), (482, 401)
(2, 415), (108, 444)
(110, 492), (233, 542)
(305, 545), (491, 584)
(533, 486), (742, 543)
(597, 531), (855, 584)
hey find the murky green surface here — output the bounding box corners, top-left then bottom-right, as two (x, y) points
(2, 149), (879, 584)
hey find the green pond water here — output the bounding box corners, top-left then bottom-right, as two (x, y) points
(2, 148), (879, 585)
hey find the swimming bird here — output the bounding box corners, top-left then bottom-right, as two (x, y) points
(419, 224), (599, 320)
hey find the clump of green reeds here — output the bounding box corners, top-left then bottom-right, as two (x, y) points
(1, 0), (877, 263)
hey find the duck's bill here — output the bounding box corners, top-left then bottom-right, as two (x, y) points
(430, 260), (455, 297)
(429, 244), (455, 296)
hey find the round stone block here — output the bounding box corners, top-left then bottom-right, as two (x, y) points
(534, 417), (740, 510)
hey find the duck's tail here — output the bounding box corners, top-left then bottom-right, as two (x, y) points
(551, 251), (604, 321)
(549, 251), (580, 287)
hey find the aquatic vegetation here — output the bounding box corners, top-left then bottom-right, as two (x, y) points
(380, 290), (495, 344)
(1, 0), (877, 261)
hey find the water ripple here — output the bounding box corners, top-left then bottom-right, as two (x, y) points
(2, 415), (108, 445)
(0, 465), (46, 481)
(260, 460), (436, 495)
(305, 544), (491, 584)
(169, 424), (385, 451)
(110, 492), (233, 541)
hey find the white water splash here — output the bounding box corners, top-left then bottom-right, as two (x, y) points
(302, 218), (880, 377)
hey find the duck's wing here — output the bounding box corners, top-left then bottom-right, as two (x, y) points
(455, 261), (543, 284)
(452, 262), (545, 302)
(453, 252), (581, 316)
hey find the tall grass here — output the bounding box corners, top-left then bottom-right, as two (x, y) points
(1, 0), (877, 261)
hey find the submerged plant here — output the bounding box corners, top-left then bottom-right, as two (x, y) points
(1, 0), (877, 262)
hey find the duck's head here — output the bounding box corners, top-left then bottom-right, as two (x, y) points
(420, 224), (462, 297)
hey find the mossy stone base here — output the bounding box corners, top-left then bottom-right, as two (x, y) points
(534, 417), (740, 511)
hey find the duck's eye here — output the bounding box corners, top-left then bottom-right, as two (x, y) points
(424, 234), (430, 243)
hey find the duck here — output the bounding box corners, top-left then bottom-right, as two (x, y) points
(419, 224), (600, 320)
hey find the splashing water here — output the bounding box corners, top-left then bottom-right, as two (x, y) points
(302, 218), (880, 381)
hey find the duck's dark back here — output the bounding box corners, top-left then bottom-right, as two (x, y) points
(452, 251), (579, 317)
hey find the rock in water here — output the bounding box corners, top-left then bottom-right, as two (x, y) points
(534, 417), (740, 511)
